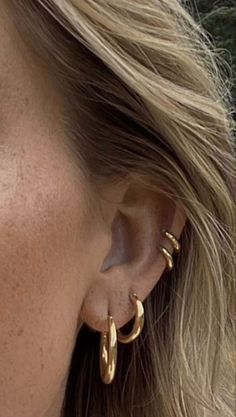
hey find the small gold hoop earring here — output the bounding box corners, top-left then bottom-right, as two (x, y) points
(159, 230), (181, 271)
(99, 315), (117, 384)
(159, 246), (174, 270)
(163, 230), (181, 252)
(117, 293), (144, 344)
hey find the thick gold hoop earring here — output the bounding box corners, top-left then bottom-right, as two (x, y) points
(100, 315), (117, 384)
(117, 293), (144, 344)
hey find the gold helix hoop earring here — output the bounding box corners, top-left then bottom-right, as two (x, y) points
(117, 293), (144, 344)
(164, 230), (181, 252)
(100, 315), (117, 384)
(159, 230), (181, 271)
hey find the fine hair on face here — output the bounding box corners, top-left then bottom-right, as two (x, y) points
(2, 1), (236, 417)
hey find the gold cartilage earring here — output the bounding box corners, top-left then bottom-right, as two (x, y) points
(100, 315), (117, 384)
(159, 230), (181, 271)
(159, 246), (174, 270)
(163, 230), (181, 252)
(117, 293), (144, 344)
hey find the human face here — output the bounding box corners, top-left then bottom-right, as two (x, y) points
(0, 2), (188, 416)
(0, 4), (97, 417)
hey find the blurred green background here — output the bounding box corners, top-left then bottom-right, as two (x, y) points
(186, 0), (236, 113)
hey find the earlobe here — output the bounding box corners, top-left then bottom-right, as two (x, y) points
(80, 182), (187, 333)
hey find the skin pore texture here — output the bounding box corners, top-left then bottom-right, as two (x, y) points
(0, 2), (186, 417)
(0, 4), (96, 417)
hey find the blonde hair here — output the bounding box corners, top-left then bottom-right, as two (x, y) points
(7, 0), (236, 416)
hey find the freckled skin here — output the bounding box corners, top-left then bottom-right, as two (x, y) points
(0, 136), (89, 417)
(0, 3), (96, 417)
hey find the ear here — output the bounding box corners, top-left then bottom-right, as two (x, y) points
(80, 180), (187, 332)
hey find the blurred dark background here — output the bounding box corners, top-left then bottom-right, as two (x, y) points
(185, 0), (236, 115)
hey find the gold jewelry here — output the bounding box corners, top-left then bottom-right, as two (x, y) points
(159, 230), (181, 271)
(117, 293), (144, 344)
(163, 230), (181, 252)
(159, 246), (174, 270)
(99, 315), (117, 384)
(100, 294), (144, 383)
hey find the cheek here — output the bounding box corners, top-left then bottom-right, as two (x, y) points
(0, 145), (89, 417)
